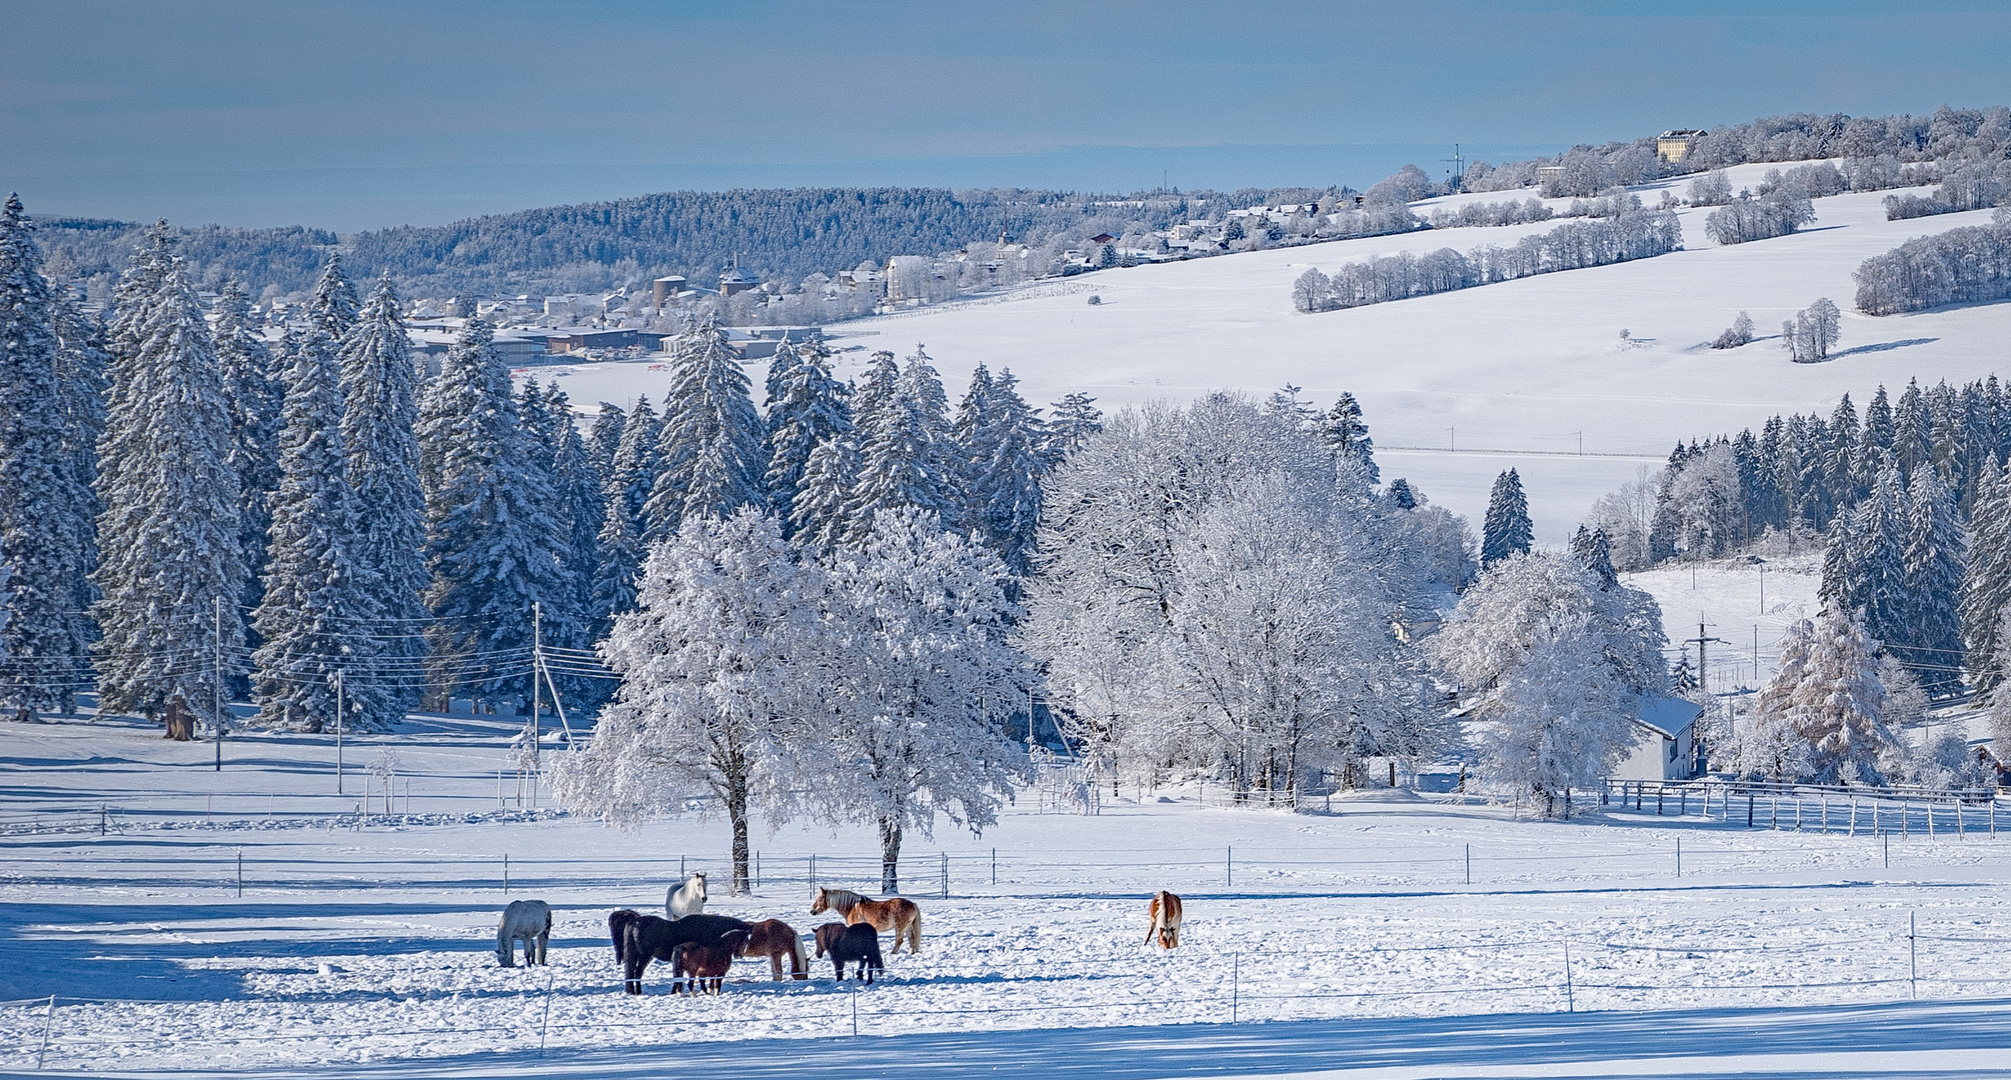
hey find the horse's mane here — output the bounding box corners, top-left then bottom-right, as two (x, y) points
(821, 887), (869, 912)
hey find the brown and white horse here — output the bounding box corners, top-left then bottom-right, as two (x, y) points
(811, 886), (922, 954)
(1146, 890), (1183, 949)
(738, 918), (809, 980)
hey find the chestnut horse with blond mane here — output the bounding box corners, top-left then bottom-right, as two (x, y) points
(738, 918), (809, 980)
(810, 886), (922, 954)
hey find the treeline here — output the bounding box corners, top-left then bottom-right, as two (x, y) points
(1598, 373), (2011, 699)
(1882, 160), (2011, 220)
(1853, 214), (2011, 315)
(1292, 209), (1682, 312)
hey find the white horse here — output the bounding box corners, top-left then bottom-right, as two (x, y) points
(666, 872), (708, 920)
(497, 899), (552, 967)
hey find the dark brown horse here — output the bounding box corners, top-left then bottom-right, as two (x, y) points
(609, 908), (641, 964)
(811, 886), (922, 954)
(672, 930), (749, 995)
(739, 918), (808, 980)
(812, 921), (884, 983)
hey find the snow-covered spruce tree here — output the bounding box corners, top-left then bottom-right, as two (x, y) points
(250, 328), (387, 732)
(590, 395), (659, 632)
(214, 281), (282, 638)
(643, 316), (765, 540)
(789, 432), (861, 552)
(1751, 610), (1896, 783)
(420, 319), (567, 707)
(0, 194), (81, 714)
(849, 350), (901, 442)
(1480, 468), (1533, 567)
(522, 381), (599, 686)
(1820, 456), (1909, 655)
(846, 347), (963, 540)
(1963, 459), (2011, 691)
(1426, 550), (1667, 812)
(308, 252), (360, 340)
(1901, 467), (1965, 697)
(92, 254), (247, 739)
(1045, 392), (1103, 462)
(338, 274), (429, 715)
(586, 402), (625, 490)
(1319, 392), (1378, 482)
(818, 507), (1030, 893)
(956, 365), (1047, 576)
(47, 275), (106, 711)
(761, 340), (851, 532)
(550, 509), (818, 894)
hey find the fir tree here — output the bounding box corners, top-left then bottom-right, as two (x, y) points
(790, 433), (861, 551)
(1821, 456), (1909, 652)
(421, 319), (567, 707)
(1962, 458), (2011, 690)
(1319, 392), (1378, 482)
(47, 274), (106, 710)
(1480, 468), (1533, 567)
(643, 317), (766, 539)
(849, 350), (901, 441)
(846, 347), (962, 538)
(251, 329), (386, 731)
(214, 280), (282, 645)
(761, 340), (851, 531)
(586, 403), (626, 489)
(1901, 466), (1966, 696)
(1046, 392), (1103, 461)
(591, 395), (658, 631)
(0, 194), (75, 714)
(957, 366), (1046, 575)
(339, 274), (430, 715)
(1754, 610), (1896, 783)
(524, 381), (600, 658)
(308, 252), (360, 340)
(1386, 477), (1418, 510)
(92, 249), (247, 739)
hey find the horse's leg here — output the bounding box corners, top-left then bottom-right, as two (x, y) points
(536, 931), (548, 965)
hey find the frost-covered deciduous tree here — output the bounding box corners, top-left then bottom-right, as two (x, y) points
(1781, 298), (1841, 362)
(1024, 394), (1448, 800)
(551, 509), (817, 893)
(817, 508), (1030, 892)
(1291, 267), (1332, 313)
(92, 232), (246, 739)
(1705, 188), (1816, 244)
(1666, 442), (1744, 558)
(1686, 170), (1734, 207)
(1710, 311), (1755, 350)
(1750, 610), (1897, 784)
(1427, 551), (1666, 812)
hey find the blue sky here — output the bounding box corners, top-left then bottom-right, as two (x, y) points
(3, 1), (2007, 232)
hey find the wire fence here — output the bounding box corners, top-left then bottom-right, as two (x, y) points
(1, 915), (2004, 1070)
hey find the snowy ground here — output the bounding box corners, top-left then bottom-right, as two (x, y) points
(531, 161), (2011, 543)
(6, 712), (2011, 1078)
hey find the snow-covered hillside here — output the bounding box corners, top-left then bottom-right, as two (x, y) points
(539, 161), (2010, 542)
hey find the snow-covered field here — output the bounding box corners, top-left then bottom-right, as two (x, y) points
(534, 161), (2010, 543)
(7, 712), (2011, 1078)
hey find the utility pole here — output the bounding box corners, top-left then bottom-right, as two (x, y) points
(213, 597), (225, 772)
(530, 602), (542, 772)
(334, 669), (345, 795)
(1442, 143), (1465, 191)
(1685, 617), (1726, 764)
(1758, 564), (1767, 614)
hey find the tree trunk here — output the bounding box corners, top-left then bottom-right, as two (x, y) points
(878, 815), (901, 894)
(728, 779), (751, 895)
(164, 699), (194, 741)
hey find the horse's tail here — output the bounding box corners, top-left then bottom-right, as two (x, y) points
(791, 930), (809, 979)
(908, 903), (923, 954)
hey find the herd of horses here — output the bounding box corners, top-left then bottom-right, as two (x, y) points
(495, 875), (1186, 996)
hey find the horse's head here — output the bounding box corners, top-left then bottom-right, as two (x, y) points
(692, 871), (707, 900)
(810, 886), (829, 914)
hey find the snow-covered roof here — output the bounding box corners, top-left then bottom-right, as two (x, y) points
(1633, 693), (1702, 740)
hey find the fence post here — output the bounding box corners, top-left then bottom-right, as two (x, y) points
(1820, 796), (1827, 835)
(36, 994), (54, 1068)
(1465, 843), (1471, 885)
(991, 847), (997, 887)
(1903, 801), (1909, 837)
(1957, 800), (1964, 839)
(1675, 838), (1681, 879)
(504, 854), (510, 894)
(1563, 943), (1574, 1013)
(1226, 846), (1233, 889)
(680, 855), (686, 880)
(851, 981), (860, 1036)
(236, 848), (243, 898)
(539, 970), (554, 1056)
(99, 804), (106, 836)
(1909, 912), (1917, 999)
(810, 853), (817, 889)
(1231, 953), (1239, 1023)
(1850, 798), (1857, 837)
(1993, 798), (1998, 838)
(1928, 803), (1936, 839)
(940, 852), (948, 900)
(1885, 831), (1890, 868)
(1747, 791), (1754, 828)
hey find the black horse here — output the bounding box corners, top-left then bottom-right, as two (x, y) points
(813, 921), (884, 983)
(609, 908), (641, 964)
(622, 912), (752, 994)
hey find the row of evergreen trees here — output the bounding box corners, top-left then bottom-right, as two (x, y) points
(1643, 375), (2011, 699)
(0, 200), (1097, 736)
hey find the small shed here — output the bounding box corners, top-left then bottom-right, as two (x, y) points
(1613, 693), (1704, 781)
